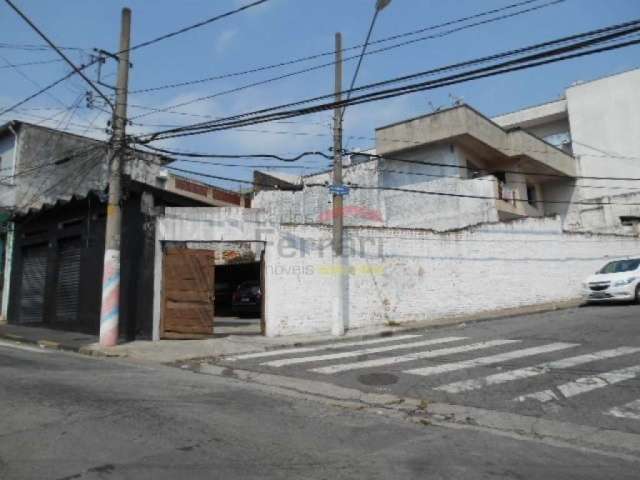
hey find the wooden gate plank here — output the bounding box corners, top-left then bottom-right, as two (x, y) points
(162, 247), (215, 337)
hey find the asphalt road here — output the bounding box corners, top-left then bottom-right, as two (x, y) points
(0, 331), (638, 479)
(218, 304), (640, 435)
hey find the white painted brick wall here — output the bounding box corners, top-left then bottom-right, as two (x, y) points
(155, 209), (640, 338)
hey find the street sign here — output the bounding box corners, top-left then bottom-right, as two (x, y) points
(329, 184), (350, 196)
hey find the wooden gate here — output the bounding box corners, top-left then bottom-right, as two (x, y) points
(161, 247), (216, 338)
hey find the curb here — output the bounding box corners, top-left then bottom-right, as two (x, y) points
(0, 299), (583, 361)
(0, 331), (125, 357)
(230, 299), (584, 355)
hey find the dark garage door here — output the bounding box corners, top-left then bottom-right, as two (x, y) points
(19, 243), (48, 324)
(54, 237), (82, 325)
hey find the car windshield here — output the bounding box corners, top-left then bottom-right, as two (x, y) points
(598, 259), (640, 274)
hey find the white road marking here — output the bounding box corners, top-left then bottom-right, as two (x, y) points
(437, 346), (640, 394)
(263, 336), (466, 368)
(407, 343), (577, 379)
(310, 339), (519, 375)
(516, 364), (640, 403)
(0, 340), (50, 354)
(225, 334), (422, 361)
(606, 399), (640, 421)
(516, 390), (558, 402)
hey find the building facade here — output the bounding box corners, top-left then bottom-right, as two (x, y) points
(0, 121), (247, 337)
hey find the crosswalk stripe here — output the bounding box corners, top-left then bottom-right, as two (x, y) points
(263, 336), (467, 368)
(606, 399), (640, 420)
(225, 334), (422, 361)
(516, 364), (640, 403)
(310, 339), (519, 375)
(406, 342), (577, 379)
(436, 346), (639, 394)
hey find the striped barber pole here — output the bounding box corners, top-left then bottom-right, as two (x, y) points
(99, 249), (120, 346)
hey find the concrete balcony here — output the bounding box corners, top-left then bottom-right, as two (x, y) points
(376, 104), (577, 180)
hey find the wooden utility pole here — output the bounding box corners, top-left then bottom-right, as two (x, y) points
(99, 8), (131, 346)
(332, 32), (345, 336)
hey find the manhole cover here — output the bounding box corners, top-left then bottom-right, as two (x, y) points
(357, 373), (399, 386)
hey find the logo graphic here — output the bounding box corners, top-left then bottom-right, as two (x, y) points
(317, 205), (384, 223)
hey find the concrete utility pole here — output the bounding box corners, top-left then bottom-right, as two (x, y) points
(99, 8), (131, 347)
(330, 2), (392, 337)
(332, 32), (344, 258)
(332, 32), (346, 336)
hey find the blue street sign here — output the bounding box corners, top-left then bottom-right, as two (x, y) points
(329, 184), (350, 196)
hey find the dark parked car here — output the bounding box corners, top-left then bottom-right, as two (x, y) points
(232, 280), (262, 316)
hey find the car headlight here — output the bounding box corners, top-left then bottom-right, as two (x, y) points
(614, 277), (637, 287)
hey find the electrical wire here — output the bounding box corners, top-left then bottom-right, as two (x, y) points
(0, 143), (105, 187)
(129, 0), (563, 95)
(137, 20), (640, 137)
(146, 160), (640, 207)
(0, 41), (86, 52)
(139, 24), (640, 140)
(328, 184), (640, 207)
(3, 0), (114, 110)
(139, 144), (333, 162)
(130, 0), (568, 120)
(349, 151), (640, 182)
(170, 159), (328, 170)
(0, 58), (63, 69)
(123, 0), (270, 53)
(162, 165), (303, 191)
(0, 59), (98, 117)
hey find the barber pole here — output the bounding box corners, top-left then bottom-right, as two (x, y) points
(99, 249), (120, 346)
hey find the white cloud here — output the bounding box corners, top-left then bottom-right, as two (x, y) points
(215, 29), (238, 54)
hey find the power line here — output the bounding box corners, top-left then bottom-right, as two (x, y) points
(124, 0), (270, 53)
(150, 161), (640, 207)
(136, 142), (640, 191)
(137, 21), (640, 140)
(349, 151), (640, 182)
(3, 0), (114, 110)
(140, 144), (333, 162)
(0, 52), (73, 112)
(0, 58), (63, 69)
(130, 0), (568, 120)
(0, 41), (86, 52)
(0, 143), (105, 185)
(377, 168), (640, 192)
(346, 183), (640, 207)
(139, 20), (640, 136)
(130, 121), (640, 163)
(129, 0), (563, 95)
(16, 150), (106, 217)
(163, 165), (303, 191)
(156, 158), (638, 188)
(0, 59), (98, 117)
(170, 159), (327, 170)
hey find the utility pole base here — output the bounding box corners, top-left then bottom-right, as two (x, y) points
(99, 249), (120, 346)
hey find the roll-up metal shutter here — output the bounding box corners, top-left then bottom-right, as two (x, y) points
(55, 237), (81, 325)
(19, 243), (48, 324)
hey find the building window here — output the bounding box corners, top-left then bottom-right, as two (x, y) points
(620, 216), (640, 226)
(527, 185), (538, 207)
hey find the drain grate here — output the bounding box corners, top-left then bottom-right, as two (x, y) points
(357, 372), (399, 386)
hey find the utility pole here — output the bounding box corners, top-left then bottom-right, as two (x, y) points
(332, 32), (345, 336)
(99, 8), (131, 347)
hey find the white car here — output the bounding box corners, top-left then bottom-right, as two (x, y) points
(582, 258), (640, 303)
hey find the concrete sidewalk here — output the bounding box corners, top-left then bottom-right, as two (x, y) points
(0, 322), (414, 363)
(0, 299), (581, 364)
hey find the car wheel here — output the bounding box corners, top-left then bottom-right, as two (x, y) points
(636, 284), (640, 304)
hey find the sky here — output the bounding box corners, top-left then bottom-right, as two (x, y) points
(1, 0), (639, 190)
